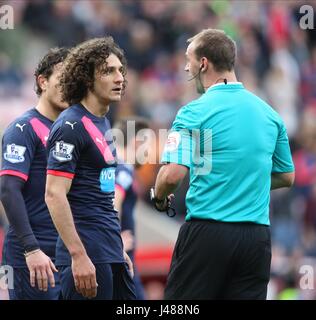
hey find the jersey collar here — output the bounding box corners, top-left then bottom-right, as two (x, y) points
(206, 82), (244, 93)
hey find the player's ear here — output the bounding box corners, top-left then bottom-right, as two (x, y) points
(37, 74), (48, 93)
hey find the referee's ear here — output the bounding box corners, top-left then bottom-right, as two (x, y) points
(200, 58), (208, 73)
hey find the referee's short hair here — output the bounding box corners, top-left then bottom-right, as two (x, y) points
(188, 29), (236, 72)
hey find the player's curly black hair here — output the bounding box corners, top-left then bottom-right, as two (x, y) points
(59, 37), (127, 105)
(34, 47), (69, 96)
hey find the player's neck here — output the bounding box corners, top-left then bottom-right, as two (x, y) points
(81, 94), (109, 117)
(35, 99), (60, 121)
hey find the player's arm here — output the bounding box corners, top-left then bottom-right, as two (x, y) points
(45, 174), (85, 259)
(114, 185), (134, 252)
(114, 184), (125, 220)
(45, 174), (97, 299)
(0, 175), (39, 252)
(114, 168), (136, 255)
(114, 187), (136, 274)
(0, 174), (58, 292)
(0, 122), (57, 291)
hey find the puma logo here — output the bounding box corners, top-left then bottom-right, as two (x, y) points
(65, 121), (77, 130)
(16, 123), (26, 132)
(95, 137), (104, 146)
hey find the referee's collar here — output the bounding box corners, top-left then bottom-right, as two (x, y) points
(206, 82), (244, 93)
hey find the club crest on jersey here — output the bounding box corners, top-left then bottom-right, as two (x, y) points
(164, 131), (181, 152)
(52, 141), (74, 162)
(4, 144), (26, 163)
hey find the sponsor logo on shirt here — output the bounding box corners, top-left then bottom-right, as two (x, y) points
(4, 144), (26, 163)
(52, 140), (74, 162)
(164, 131), (181, 152)
(100, 167), (116, 193)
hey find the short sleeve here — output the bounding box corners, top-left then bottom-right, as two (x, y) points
(161, 105), (200, 168)
(0, 122), (37, 181)
(47, 121), (84, 179)
(272, 121), (295, 173)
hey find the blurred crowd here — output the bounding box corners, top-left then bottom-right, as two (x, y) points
(1, 0), (316, 299)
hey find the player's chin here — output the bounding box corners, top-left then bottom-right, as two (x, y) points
(110, 93), (122, 101)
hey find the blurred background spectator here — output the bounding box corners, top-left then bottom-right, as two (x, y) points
(1, 0), (316, 300)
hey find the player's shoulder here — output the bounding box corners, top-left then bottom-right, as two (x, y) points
(3, 108), (39, 136)
(47, 105), (87, 150)
(55, 104), (84, 122)
(6, 108), (36, 127)
(51, 104), (84, 131)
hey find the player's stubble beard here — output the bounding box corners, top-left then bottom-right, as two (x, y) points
(91, 85), (120, 115)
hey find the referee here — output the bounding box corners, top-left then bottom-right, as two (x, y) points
(152, 29), (295, 300)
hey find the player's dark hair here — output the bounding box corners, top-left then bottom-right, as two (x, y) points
(113, 116), (150, 148)
(188, 29), (236, 72)
(60, 37), (127, 105)
(34, 47), (69, 96)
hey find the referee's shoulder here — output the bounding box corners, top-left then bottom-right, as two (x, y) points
(244, 89), (283, 120)
(173, 102), (205, 131)
(178, 97), (205, 116)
